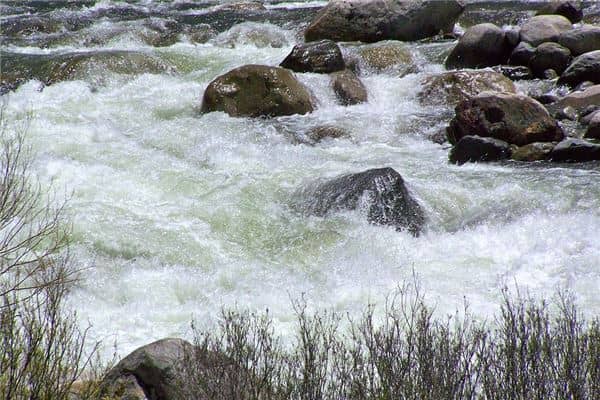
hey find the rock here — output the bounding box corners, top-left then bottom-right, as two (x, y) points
(529, 42), (571, 78)
(449, 135), (512, 164)
(212, 22), (289, 48)
(419, 70), (516, 107)
(428, 128), (448, 144)
(358, 41), (415, 76)
(511, 142), (556, 161)
(493, 65), (533, 80)
(505, 26), (521, 47)
(550, 138), (600, 161)
(304, 0), (464, 43)
(280, 40), (345, 74)
(101, 338), (192, 400)
(445, 23), (513, 69)
(216, 2), (267, 12)
(584, 112), (600, 139)
(581, 107), (600, 124)
(509, 41), (536, 66)
(543, 69), (559, 79)
(557, 50), (600, 87)
(447, 92), (565, 146)
(186, 24), (217, 44)
(555, 105), (578, 121)
(533, 93), (560, 104)
(298, 167), (425, 235)
(101, 374), (148, 400)
(331, 69), (368, 106)
(200, 64), (315, 118)
(558, 25), (600, 56)
(519, 15), (572, 46)
(554, 84), (600, 111)
(536, 1), (583, 23)
(307, 125), (349, 143)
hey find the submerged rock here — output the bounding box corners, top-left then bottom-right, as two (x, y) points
(550, 138), (600, 161)
(280, 40), (345, 73)
(447, 92), (564, 146)
(212, 22), (289, 48)
(519, 15), (572, 46)
(101, 338), (192, 400)
(304, 0), (464, 43)
(419, 70), (516, 107)
(357, 41), (415, 76)
(200, 64), (315, 118)
(331, 69), (368, 106)
(445, 23), (513, 69)
(449, 135), (512, 164)
(298, 168), (425, 236)
(557, 50), (600, 87)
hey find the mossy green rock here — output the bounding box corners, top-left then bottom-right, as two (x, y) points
(200, 64), (315, 118)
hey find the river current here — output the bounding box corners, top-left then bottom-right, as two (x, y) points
(2, 0), (600, 357)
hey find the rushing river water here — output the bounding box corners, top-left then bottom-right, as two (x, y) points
(2, 0), (600, 357)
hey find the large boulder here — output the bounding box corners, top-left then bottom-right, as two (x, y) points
(200, 64), (315, 117)
(536, 0), (583, 23)
(519, 15), (572, 46)
(304, 0), (464, 43)
(509, 41), (536, 66)
(445, 23), (513, 69)
(297, 168), (425, 235)
(331, 69), (368, 105)
(529, 42), (571, 78)
(449, 135), (512, 165)
(550, 138), (600, 161)
(553, 84), (600, 111)
(101, 338), (192, 400)
(446, 92), (565, 146)
(280, 40), (345, 73)
(558, 26), (600, 56)
(357, 41), (415, 76)
(419, 70), (516, 106)
(557, 50), (600, 87)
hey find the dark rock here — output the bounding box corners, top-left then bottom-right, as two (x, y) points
(584, 112), (600, 139)
(533, 93), (560, 104)
(550, 138), (600, 161)
(298, 168), (425, 236)
(509, 41), (536, 66)
(558, 25), (600, 56)
(445, 23), (512, 69)
(511, 142), (556, 161)
(447, 92), (565, 146)
(536, 1), (583, 23)
(100, 374), (147, 400)
(304, 0), (464, 43)
(529, 42), (571, 78)
(505, 26), (521, 47)
(200, 64), (315, 118)
(331, 69), (368, 106)
(581, 107), (600, 123)
(280, 40), (345, 74)
(449, 135), (512, 164)
(357, 41), (415, 76)
(419, 70), (516, 107)
(555, 106), (578, 120)
(101, 338), (192, 400)
(554, 84), (600, 111)
(493, 65), (533, 80)
(543, 69), (559, 79)
(519, 15), (572, 46)
(557, 50), (600, 87)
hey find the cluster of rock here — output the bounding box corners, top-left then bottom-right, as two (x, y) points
(440, 0), (600, 164)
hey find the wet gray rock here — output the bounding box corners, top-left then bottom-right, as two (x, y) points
(447, 92), (565, 146)
(554, 85), (600, 111)
(493, 65), (533, 80)
(304, 0), (464, 43)
(306, 125), (350, 143)
(509, 41), (536, 66)
(529, 42), (571, 78)
(200, 64), (315, 118)
(519, 15), (572, 46)
(449, 135), (512, 164)
(558, 25), (600, 56)
(550, 138), (600, 161)
(536, 0), (583, 23)
(419, 70), (516, 107)
(101, 338), (192, 400)
(357, 41), (415, 76)
(584, 112), (600, 139)
(331, 69), (368, 106)
(298, 168), (425, 236)
(511, 142), (556, 161)
(558, 51), (600, 87)
(445, 23), (513, 69)
(280, 40), (345, 74)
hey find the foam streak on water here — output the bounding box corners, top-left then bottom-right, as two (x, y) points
(2, 4), (600, 357)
